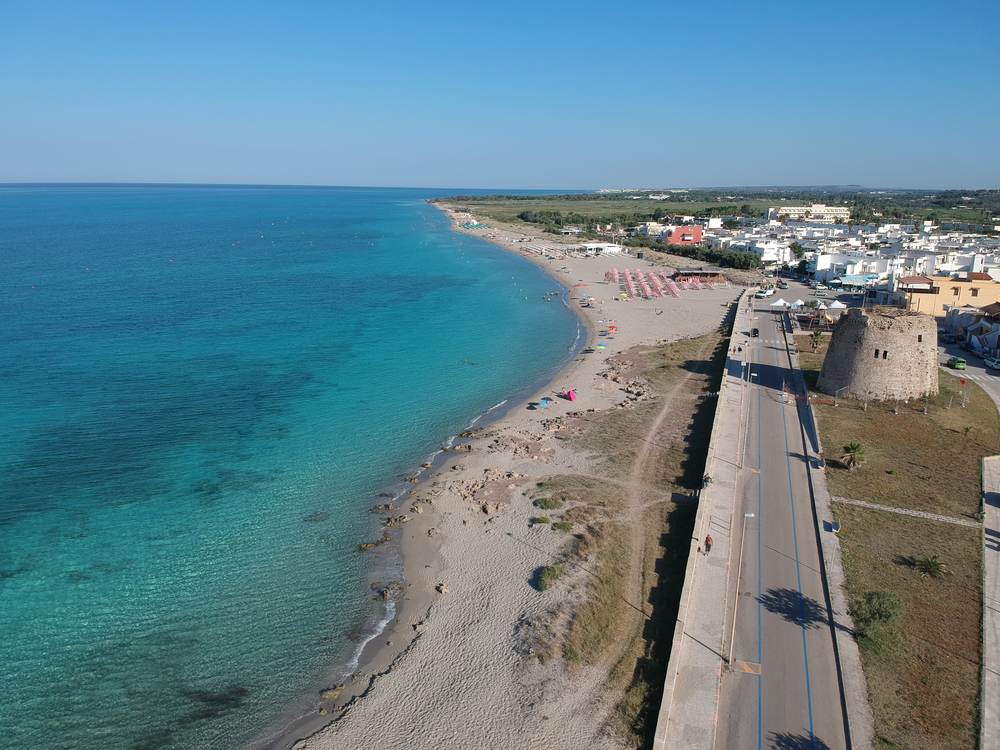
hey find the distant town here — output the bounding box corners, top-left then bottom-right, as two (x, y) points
(439, 190), (1000, 356)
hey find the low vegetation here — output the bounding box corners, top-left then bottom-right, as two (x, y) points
(536, 564), (567, 591)
(797, 336), (986, 748)
(529, 323), (730, 747)
(533, 497), (564, 510)
(834, 506), (981, 749)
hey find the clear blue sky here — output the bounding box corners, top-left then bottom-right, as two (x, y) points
(2, 1), (997, 189)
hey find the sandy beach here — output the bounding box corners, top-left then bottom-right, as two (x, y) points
(264, 205), (742, 750)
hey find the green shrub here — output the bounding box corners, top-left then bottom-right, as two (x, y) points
(552, 521), (573, 533)
(857, 622), (901, 657)
(537, 564), (567, 591)
(851, 590), (902, 635)
(531, 516), (551, 525)
(533, 497), (564, 510)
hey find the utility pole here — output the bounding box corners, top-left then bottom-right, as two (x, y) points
(727, 511), (756, 665)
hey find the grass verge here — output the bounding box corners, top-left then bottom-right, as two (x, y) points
(798, 334), (986, 747)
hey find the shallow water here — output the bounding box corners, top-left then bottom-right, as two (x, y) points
(0, 185), (579, 749)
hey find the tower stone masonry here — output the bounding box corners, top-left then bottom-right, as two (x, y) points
(817, 308), (939, 401)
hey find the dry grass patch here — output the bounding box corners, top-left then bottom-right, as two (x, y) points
(799, 335), (987, 747)
(572, 398), (659, 479)
(833, 504), (981, 749)
(551, 327), (729, 747)
(800, 343), (998, 518)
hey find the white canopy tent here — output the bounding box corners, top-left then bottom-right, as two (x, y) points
(829, 300), (847, 309)
(769, 298), (789, 308)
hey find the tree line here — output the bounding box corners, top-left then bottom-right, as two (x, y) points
(623, 238), (762, 270)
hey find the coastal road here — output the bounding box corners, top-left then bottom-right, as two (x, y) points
(716, 302), (849, 750)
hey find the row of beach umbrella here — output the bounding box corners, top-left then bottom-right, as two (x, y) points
(604, 268), (719, 299)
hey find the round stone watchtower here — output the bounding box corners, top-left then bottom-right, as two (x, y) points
(817, 308), (939, 401)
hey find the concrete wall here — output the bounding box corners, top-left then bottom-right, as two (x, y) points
(817, 308), (939, 400)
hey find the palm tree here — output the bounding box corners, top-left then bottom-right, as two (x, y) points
(809, 331), (824, 352)
(841, 442), (865, 471)
(916, 554), (947, 579)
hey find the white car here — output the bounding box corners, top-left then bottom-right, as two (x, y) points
(984, 357), (1000, 370)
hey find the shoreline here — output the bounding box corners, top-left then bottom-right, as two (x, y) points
(261, 202), (741, 750)
(251, 205), (596, 750)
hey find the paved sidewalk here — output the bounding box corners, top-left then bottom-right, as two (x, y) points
(982, 457), (1000, 750)
(831, 496), (981, 528)
(652, 294), (750, 750)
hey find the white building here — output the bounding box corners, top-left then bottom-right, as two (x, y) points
(633, 222), (671, 237)
(581, 242), (623, 255)
(767, 203), (852, 223)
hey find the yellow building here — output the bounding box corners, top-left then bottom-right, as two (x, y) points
(895, 273), (1000, 317)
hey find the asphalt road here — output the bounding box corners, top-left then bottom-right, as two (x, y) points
(716, 302), (849, 750)
(938, 340), (1000, 405)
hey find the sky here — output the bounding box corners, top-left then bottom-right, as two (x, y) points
(1, 1), (998, 190)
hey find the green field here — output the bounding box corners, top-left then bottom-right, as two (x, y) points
(436, 188), (1000, 230)
(437, 196), (772, 224)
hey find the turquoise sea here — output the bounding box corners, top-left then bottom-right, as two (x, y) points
(0, 186), (580, 749)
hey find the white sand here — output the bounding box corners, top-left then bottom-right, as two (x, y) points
(287, 208), (741, 750)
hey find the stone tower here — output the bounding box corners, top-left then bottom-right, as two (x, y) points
(817, 308), (938, 401)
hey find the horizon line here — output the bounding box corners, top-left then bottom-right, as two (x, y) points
(1, 181), (997, 193)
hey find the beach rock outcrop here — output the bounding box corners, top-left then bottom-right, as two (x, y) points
(319, 685), (343, 702)
(376, 581), (403, 602)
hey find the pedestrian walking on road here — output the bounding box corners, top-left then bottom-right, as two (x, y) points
(704, 534), (713, 555)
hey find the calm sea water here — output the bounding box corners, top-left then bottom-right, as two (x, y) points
(0, 185), (580, 749)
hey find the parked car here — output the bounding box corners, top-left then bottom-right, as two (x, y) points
(815, 284), (828, 290)
(814, 291), (828, 298)
(777, 281), (789, 289)
(947, 357), (967, 370)
(984, 357), (1000, 370)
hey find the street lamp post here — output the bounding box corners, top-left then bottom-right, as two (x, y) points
(727, 511), (756, 665)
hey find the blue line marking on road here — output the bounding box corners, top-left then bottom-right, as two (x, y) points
(755, 373), (764, 750)
(780, 382), (817, 747)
